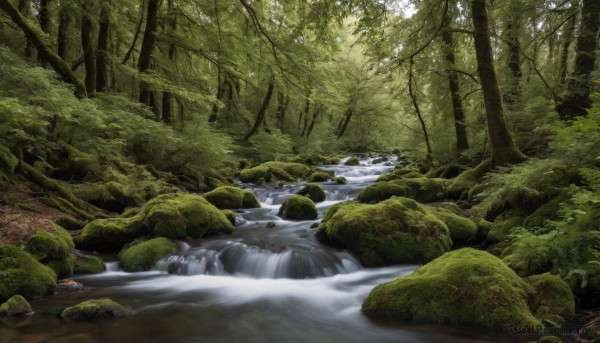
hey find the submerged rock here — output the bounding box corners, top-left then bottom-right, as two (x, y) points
(118, 237), (176, 272)
(317, 197), (452, 266)
(61, 298), (132, 320)
(0, 295), (33, 317)
(297, 183), (326, 203)
(202, 186), (261, 210)
(362, 248), (541, 331)
(279, 195), (318, 220)
(0, 243), (57, 301)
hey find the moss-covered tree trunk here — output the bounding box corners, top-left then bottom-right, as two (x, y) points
(81, 4), (96, 97)
(37, 0), (52, 66)
(337, 108), (353, 138)
(504, 16), (522, 109)
(276, 92), (289, 132)
(441, 6), (469, 155)
(162, 0), (177, 125)
(0, 0), (87, 98)
(138, 0), (160, 110)
(243, 80), (274, 141)
(556, 0), (600, 120)
(471, 0), (524, 166)
(57, 5), (70, 60)
(556, 3), (578, 92)
(96, 6), (110, 92)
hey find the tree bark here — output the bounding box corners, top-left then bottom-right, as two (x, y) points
(0, 0), (87, 98)
(471, 0), (524, 166)
(37, 0), (51, 66)
(138, 0), (160, 108)
(244, 80), (274, 141)
(276, 92), (289, 131)
(96, 5), (110, 92)
(122, 0), (145, 65)
(556, 5), (578, 91)
(57, 5), (70, 60)
(556, 0), (600, 120)
(409, 57), (432, 160)
(162, 0), (177, 125)
(337, 108), (353, 138)
(81, 3), (96, 97)
(18, 0), (35, 59)
(305, 104), (321, 138)
(504, 17), (522, 108)
(441, 4), (469, 155)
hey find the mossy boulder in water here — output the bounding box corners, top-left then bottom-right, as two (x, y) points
(202, 186), (261, 210)
(317, 197), (452, 267)
(308, 171), (332, 182)
(0, 243), (57, 301)
(74, 254), (105, 274)
(358, 178), (446, 204)
(221, 209), (236, 225)
(526, 273), (575, 325)
(0, 295), (33, 317)
(297, 183), (326, 203)
(25, 225), (75, 277)
(344, 157), (360, 166)
(61, 298), (132, 320)
(376, 167), (423, 182)
(430, 208), (478, 244)
(118, 237), (176, 272)
(239, 162), (312, 183)
(279, 195), (318, 220)
(361, 248), (541, 331)
(78, 216), (144, 251)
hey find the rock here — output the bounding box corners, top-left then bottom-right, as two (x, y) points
(77, 216), (144, 252)
(55, 279), (84, 293)
(527, 273), (575, 325)
(25, 225), (75, 277)
(486, 209), (527, 244)
(358, 178), (446, 204)
(0, 243), (57, 301)
(265, 222), (276, 228)
(73, 254), (105, 274)
(118, 237), (176, 272)
(239, 166), (271, 183)
(202, 186), (261, 210)
(335, 177), (347, 185)
(0, 295), (33, 317)
(239, 162), (312, 183)
(297, 183), (326, 203)
(446, 159), (491, 199)
(362, 248), (541, 331)
(316, 197), (452, 266)
(307, 171), (331, 182)
(344, 157), (360, 166)
(221, 209), (236, 226)
(60, 298), (132, 320)
(278, 195), (318, 220)
(430, 208), (478, 244)
(371, 156), (389, 164)
(376, 167), (423, 182)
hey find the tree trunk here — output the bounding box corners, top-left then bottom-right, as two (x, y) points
(276, 92), (289, 131)
(504, 17), (522, 108)
(556, 0), (600, 120)
(162, 0), (176, 125)
(337, 108), (353, 138)
(441, 5), (469, 155)
(209, 73), (226, 123)
(96, 6), (110, 92)
(244, 80), (274, 141)
(122, 0), (145, 65)
(81, 3), (96, 97)
(138, 0), (160, 108)
(18, 0), (35, 59)
(556, 5), (578, 91)
(409, 57), (432, 160)
(306, 104), (321, 138)
(37, 0), (51, 66)
(57, 5), (70, 60)
(471, 0), (524, 166)
(0, 0), (87, 98)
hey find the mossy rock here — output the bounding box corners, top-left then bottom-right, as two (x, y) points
(73, 181), (141, 212)
(239, 166), (271, 183)
(221, 209), (236, 226)
(446, 159), (491, 199)
(486, 209), (527, 244)
(118, 237), (176, 272)
(308, 171), (331, 182)
(372, 156), (389, 164)
(377, 167), (424, 182)
(358, 178), (446, 204)
(141, 193), (233, 238)
(74, 255), (106, 274)
(0, 295), (33, 317)
(25, 225), (75, 277)
(0, 145), (18, 174)
(297, 183), (326, 203)
(344, 157), (360, 166)
(278, 195), (318, 220)
(202, 186), (261, 210)
(317, 197), (452, 267)
(78, 216), (145, 252)
(0, 243), (57, 301)
(361, 248), (541, 331)
(430, 208), (478, 244)
(61, 298), (132, 320)
(527, 273), (575, 325)
(472, 186), (544, 222)
(335, 177), (347, 185)
(286, 154), (340, 166)
(261, 162), (312, 179)
(427, 163), (469, 179)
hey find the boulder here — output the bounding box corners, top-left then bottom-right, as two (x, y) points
(297, 183), (326, 203)
(0, 295), (33, 317)
(61, 298), (132, 320)
(279, 195), (318, 220)
(118, 237), (176, 272)
(202, 186), (260, 209)
(358, 178), (446, 204)
(430, 208), (478, 244)
(0, 243), (57, 301)
(344, 157), (360, 166)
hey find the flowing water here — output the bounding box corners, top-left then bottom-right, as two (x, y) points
(0, 156), (531, 343)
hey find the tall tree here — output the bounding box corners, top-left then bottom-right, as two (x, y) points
(81, 2), (96, 97)
(96, 4), (110, 92)
(244, 80), (275, 141)
(471, 0), (524, 166)
(138, 0), (160, 111)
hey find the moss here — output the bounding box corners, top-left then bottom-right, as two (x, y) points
(79, 216), (145, 252)
(202, 186), (261, 210)
(239, 166), (271, 183)
(61, 298), (132, 320)
(344, 157), (360, 166)
(120, 207), (141, 218)
(372, 156), (389, 164)
(358, 178), (446, 204)
(261, 161), (312, 179)
(279, 195), (318, 220)
(361, 248), (541, 331)
(317, 197), (452, 267)
(74, 255), (106, 274)
(73, 181), (142, 212)
(0, 145), (18, 174)
(118, 237), (175, 272)
(25, 225), (75, 277)
(430, 208), (478, 244)
(446, 159), (491, 199)
(335, 176), (347, 184)
(297, 183), (326, 203)
(0, 295), (33, 316)
(472, 186), (545, 222)
(526, 273), (575, 324)
(377, 167), (423, 182)
(141, 193), (233, 238)
(427, 163), (468, 179)
(486, 209), (527, 243)
(287, 154), (340, 166)
(0, 243), (57, 301)
(308, 171), (331, 182)
(221, 209), (236, 226)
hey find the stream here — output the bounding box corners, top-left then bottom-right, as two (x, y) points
(0, 156), (530, 343)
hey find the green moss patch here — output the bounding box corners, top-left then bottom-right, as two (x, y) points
(446, 159), (491, 199)
(430, 208), (478, 244)
(74, 254), (106, 274)
(317, 197), (451, 267)
(279, 195), (318, 220)
(61, 298), (132, 320)
(362, 248), (541, 331)
(358, 178), (446, 204)
(0, 243), (57, 301)
(297, 183), (326, 203)
(202, 186), (261, 209)
(0, 295), (33, 317)
(527, 273), (575, 325)
(118, 237), (176, 272)
(344, 157), (360, 166)
(25, 225), (75, 277)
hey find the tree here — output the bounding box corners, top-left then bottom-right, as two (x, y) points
(138, 0), (160, 112)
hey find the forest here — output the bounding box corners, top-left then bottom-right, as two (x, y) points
(0, 0), (598, 342)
